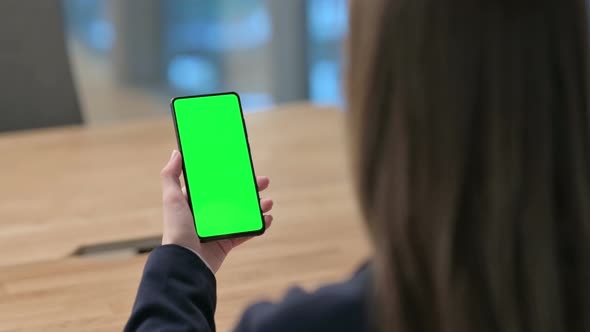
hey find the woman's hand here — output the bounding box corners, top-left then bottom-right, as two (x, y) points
(160, 150), (274, 273)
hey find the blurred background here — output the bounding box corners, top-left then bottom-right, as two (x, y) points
(0, 2), (372, 331)
(61, 0), (347, 125)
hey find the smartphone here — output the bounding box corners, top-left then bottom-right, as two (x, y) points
(170, 92), (264, 242)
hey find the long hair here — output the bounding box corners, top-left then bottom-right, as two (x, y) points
(347, 0), (590, 331)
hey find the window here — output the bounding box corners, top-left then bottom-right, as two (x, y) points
(63, 0), (349, 117)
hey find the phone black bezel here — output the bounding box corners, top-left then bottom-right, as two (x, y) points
(170, 91), (266, 243)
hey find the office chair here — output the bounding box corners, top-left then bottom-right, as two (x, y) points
(0, 0), (82, 132)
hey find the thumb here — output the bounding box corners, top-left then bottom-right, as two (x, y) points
(161, 150), (183, 203)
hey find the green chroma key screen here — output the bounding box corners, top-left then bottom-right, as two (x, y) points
(171, 93), (263, 240)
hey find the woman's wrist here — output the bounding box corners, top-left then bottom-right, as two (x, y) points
(179, 245), (214, 274)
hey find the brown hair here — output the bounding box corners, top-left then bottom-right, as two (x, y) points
(347, 0), (590, 331)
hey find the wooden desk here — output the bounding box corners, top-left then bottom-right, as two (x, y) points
(0, 230), (367, 331)
(0, 104), (371, 331)
(0, 104), (368, 266)
(0, 227), (368, 331)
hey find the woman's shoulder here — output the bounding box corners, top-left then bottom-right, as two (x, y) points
(233, 262), (373, 332)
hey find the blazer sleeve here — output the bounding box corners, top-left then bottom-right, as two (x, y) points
(232, 263), (372, 332)
(124, 244), (217, 332)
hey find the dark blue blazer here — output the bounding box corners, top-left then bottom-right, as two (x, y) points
(125, 245), (372, 332)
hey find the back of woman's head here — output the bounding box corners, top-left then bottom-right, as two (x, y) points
(347, 0), (590, 331)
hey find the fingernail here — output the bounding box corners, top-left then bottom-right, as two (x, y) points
(170, 150), (178, 160)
